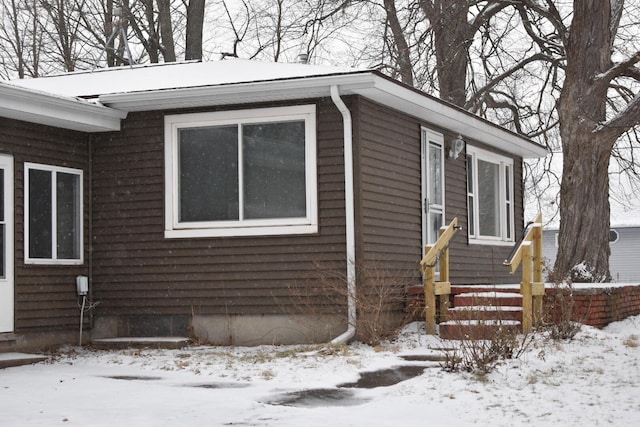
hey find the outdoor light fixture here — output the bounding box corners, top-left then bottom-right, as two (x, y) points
(449, 134), (465, 160)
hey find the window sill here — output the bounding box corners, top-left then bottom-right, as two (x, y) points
(165, 224), (319, 239)
(24, 259), (84, 266)
(468, 238), (515, 247)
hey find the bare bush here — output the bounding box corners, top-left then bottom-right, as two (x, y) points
(441, 295), (533, 375)
(543, 281), (585, 340)
(288, 261), (415, 346)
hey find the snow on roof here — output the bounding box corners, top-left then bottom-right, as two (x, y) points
(6, 58), (546, 158)
(7, 58), (364, 98)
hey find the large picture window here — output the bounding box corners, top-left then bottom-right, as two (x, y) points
(466, 147), (514, 244)
(24, 163), (83, 264)
(165, 105), (318, 238)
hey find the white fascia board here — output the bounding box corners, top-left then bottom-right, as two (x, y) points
(0, 83), (125, 132)
(98, 73), (376, 111)
(98, 72), (546, 158)
(354, 77), (548, 159)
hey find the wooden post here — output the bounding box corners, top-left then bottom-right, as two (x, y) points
(438, 228), (450, 322)
(532, 220), (544, 326)
(520, 243), (533, 333)
(424, 264), (437, 335)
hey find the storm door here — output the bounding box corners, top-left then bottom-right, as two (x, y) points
(0, 154), (14, 333)
(421, 129), (445, 252)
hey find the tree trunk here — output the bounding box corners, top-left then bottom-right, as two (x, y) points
(383, 0), (413, 86)
(422, 0), (474, 107)
(554, 0), (615, 282)
(156, 0), (176, 62)
(185, 0), (205, 60)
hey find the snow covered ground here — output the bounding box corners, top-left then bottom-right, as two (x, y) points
(1, 316), (639, 427)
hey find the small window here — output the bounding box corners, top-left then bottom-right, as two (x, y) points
(466, 146), (514, 244)
(24, 163), (83, 264)
(165, 105), (318, 238)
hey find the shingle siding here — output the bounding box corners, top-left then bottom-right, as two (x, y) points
(0, 117), (90, 334)
(90, 101), (349, 323)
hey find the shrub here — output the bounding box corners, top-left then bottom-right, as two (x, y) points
(288, 261), (415, 346)
(441, 295), (532, 375)
(543, 281), (584, 340)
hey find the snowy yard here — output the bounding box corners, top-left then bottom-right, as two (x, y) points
(1, 316), (639, 427)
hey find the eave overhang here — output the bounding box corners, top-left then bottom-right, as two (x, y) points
(0, 83), (126, 132)
(99, 72), (547, 159)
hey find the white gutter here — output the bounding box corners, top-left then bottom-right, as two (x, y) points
(329, 85), (357, 345)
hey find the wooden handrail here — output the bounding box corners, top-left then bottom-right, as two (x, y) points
(420, 217), (462, 271)
(421, 218), (462, 334)
(503, 212), (544, 332)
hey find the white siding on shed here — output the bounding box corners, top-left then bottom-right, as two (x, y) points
(543, 227), (640, 283)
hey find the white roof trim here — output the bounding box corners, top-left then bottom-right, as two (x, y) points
(0, 82), (125, 132)
(99, 72), (545, 158)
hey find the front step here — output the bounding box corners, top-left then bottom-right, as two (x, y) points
(91, 337), (190, 350)
(439, 320), (521, 340)
(440, 288), (523, 340)
(0, 352), (48, 369)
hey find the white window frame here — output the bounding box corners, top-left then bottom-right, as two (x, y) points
(466, 146), (514, 245)
(421, 128), (445, 249)
(164, 105), (318, 238)
(24, 163), (84, 265)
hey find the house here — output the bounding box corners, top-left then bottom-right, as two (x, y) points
(0, 59), (546, 351)
(527, 153), (640, 282)
(542, 201), (640, 283)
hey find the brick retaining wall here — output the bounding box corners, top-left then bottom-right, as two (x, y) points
(407, 283), (640, 329)
(546, 284), (640, 328)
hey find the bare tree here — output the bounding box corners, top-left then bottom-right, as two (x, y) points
(552, 1), (639, 281)
(185, 0), (204, 60)
(158, 0), (177, 61)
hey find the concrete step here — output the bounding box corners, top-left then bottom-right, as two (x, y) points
(91, 337), (190, 350)
(439, 320), (521, 340)
(0, 352), (48, 369)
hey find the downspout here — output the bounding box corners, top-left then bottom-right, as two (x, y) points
(329, 85), (357, 344)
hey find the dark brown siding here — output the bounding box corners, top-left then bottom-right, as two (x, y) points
(353, 97), (524, 289)
(0, 117), (90, 334)
(90, 100), (349, 321)
(352, 98), (423, 327)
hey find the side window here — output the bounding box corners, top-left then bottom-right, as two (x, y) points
(24, 163), (83, 264)
(466, 147), (514, 243)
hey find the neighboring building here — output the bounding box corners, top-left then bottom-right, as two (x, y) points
(530, 153), (640, 283)
(543, 214), (640, 283)
(0, 59), (546, 351)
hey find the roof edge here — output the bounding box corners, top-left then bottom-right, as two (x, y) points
(0, 82), (126, 132)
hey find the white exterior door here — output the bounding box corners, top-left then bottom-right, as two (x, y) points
(421, 129), (445, 251)
(0, 155), (14, 333)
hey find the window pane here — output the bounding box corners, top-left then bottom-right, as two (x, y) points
(0, 170), (4, 222)
(179, 126), (239, 222)
(466, 155), (473, 194)
(0, 170), (4, 277)
(468, 195), (475, 236)
(29, 169), (52, 259)
(56, 172), (81, 259)
(477, 159), (500, 237)
(429, 212), (443, 245)
(505, 166), (512, 239)
(0, 225), (4, 279)
(429, 143), (442, 206)
(243, 121), (306, 219)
